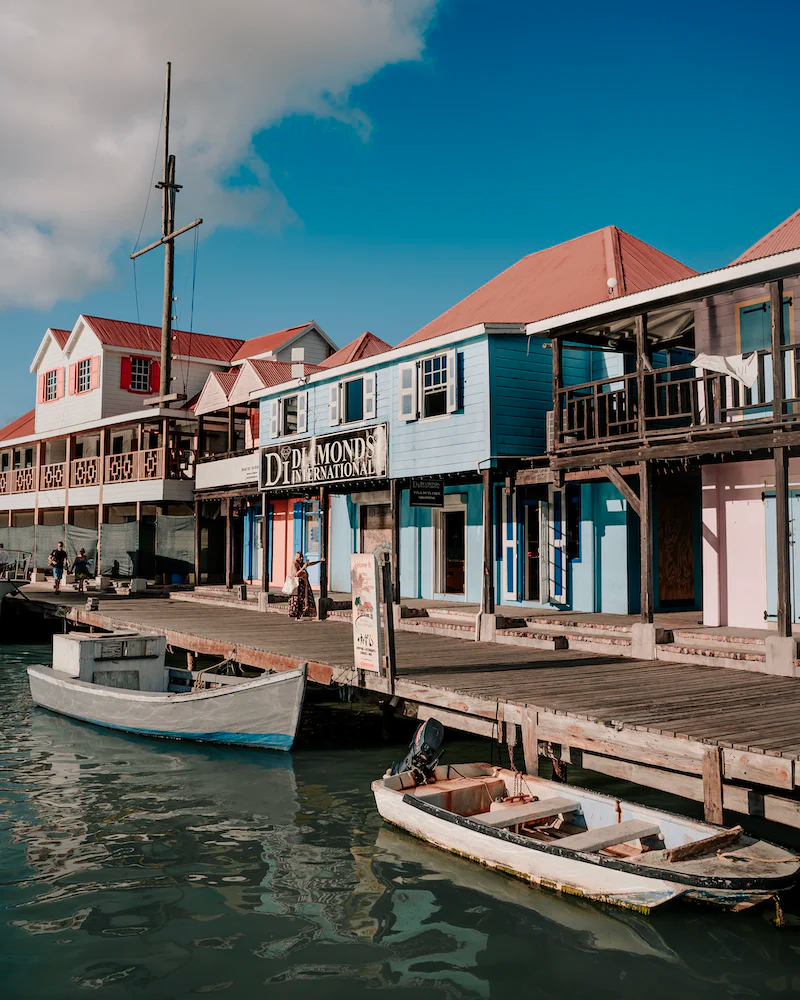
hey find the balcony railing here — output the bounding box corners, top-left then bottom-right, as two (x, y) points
(39, 462), (66, 491)
(0, 447), (183, 496)
(105, 447), (164, 484)
(555, 346), (800, 452)
(70, 456), (99, 487)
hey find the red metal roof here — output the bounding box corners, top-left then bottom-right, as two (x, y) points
(82, 316), (245, 362)
(399, 226), (697, 347)
(231, 323), (315, 363)
(249, 359), (327, 386)
(214, 371), (240, 397)
(0, 409), (35, 444)
(50, 328), (70, 348)
(319, 331), (392, 368)
(731, 208), (800, 264)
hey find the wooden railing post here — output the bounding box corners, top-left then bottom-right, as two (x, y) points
(635, 314), (648, 440)
(639, 459), (654, 624)
(551, 335), (562, 448)
(771, 279), (785, 422)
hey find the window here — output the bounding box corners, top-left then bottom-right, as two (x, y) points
(282, 395), (299, 435)
(268, 393), (307, 438)
(77, 358), (92, 393)
(131, 357), (151, 393)
(738, 296), (792, 353)
(45, 369), (58, 401)
(344, 378), (364, 423)
(422, 353), (449, 418)
(0, 453), (8, 472)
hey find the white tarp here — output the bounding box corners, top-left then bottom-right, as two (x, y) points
(692, 352), (758, 389)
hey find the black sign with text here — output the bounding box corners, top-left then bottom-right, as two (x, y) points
(409, 477), (444, 507)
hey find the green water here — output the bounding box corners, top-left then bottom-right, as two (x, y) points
(3, 646), (800, 999)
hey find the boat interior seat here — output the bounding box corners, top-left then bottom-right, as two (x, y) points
(557, 819), (662, 853)
(472, 796), (579, 829)
(412, 777), (506, 816)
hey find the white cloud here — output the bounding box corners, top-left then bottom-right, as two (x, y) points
(0, 0), (438, 310)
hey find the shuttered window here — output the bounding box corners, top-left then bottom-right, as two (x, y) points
(77, 358), (92, 393)
(130, 357), (151, 392)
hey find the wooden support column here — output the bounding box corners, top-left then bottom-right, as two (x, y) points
(635, 313), (648, 439)
(63, 435), (72, 526)
(481, 468), (495, 615)
(96, 428), (106, 578)
(227, 406), (235, 453)
(771, 278), (786, 421)
(521, 707), (538, 776)
(390, 477), (401, 602)
(317, 486), (328, 619)
(261, 492), (270, 593)
(193, 499), (201, 587)
(639, 459), (654, 624)
(702, 746), (724, 825)
(224, 497), (233, 590)
(551, 336), (563, 449)
(775, 446), (792, 636)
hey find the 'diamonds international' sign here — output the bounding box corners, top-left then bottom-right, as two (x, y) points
(259, 423), (388, 491)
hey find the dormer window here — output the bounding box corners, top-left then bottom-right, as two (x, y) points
(77, 358), (92, 393)
(45, 369), (58, 401)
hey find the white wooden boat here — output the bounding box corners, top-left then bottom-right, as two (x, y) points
(373, 761), (800, 913)
(27, 631), (306, 751)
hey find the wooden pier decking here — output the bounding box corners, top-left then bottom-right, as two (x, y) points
(47, 594), (800, 833)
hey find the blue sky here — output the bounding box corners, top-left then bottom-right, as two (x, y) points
(3, 0), (799, 425)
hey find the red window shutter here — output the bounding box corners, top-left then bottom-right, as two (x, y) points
(56, 367), (65, 399)
(249, 408), (260, 442)
(120, 356), (132, 390)
(150, 360), (160, 393)
(37, 374), (46, 403)
(90, 356), (100, 390)
(68, 363), (77, 395)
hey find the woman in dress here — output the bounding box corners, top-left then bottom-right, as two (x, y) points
(287, 551), (324, 620)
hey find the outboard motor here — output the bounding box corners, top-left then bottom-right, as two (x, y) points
(391, 718), (445, 782)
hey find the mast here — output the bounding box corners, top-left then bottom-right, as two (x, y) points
(130, 62), (202, 405)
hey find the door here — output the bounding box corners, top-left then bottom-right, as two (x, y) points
(501, 489), (517, 602)
(523, 503), (540, 601)
(656, 475), (695, 605)
(443, 510), (465, 595)
(254, 514), (263, 583)
(765, 492), (800, 621)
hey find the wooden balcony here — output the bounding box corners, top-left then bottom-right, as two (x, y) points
(0, 447), (185, 496)
(553, 345), (800, 465)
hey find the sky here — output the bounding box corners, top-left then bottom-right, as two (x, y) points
(1, 0), (800, 425)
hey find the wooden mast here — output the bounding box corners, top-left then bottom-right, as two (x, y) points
(130, 62), (202, 406)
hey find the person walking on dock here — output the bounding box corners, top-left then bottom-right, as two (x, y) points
(72, 548), (91, 593)
(49, 542), (69, 594)
(287, 551), (324, 620)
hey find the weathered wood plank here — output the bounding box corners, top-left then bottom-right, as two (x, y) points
(702, 746), (724, 825)
(521, 707), (538, 775)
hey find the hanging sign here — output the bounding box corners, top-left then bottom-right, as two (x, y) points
(409, 476), (444, 507)
(260, 424), (388, 491)
(350, 553), (383, 673)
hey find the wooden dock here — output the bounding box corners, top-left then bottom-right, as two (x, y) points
(57, 594), (800, 834)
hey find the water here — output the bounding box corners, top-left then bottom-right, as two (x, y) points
(3, 647), (800, 999)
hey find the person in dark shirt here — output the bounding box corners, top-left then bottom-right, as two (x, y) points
(49, 542), (70, 594)
(72, 548), (90, 593)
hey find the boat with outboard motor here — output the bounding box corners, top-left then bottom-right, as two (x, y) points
(372, 721), (799, 913)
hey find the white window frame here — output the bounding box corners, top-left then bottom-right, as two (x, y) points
(399, 350), (459, 423)
(130, 357), (151, 393)
(44, 369), (58, 401)
(77, 358), (92, 394)
(269, 391), (308, 439)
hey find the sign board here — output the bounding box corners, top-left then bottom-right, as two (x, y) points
(260, 424), (388, 491)
(409, 476), (444, 507)
(350, 553), (383, 673)
(195, 452), (259, 491)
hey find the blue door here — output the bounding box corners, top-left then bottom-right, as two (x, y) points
(765, 492), (800, 621)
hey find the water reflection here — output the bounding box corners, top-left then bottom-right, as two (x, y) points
(2, 647), (800, 998)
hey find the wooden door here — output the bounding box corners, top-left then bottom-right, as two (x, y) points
(657, 475), (695, 604)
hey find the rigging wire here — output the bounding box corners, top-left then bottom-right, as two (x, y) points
(181, 226), (199, 398)
(131, 100), (165, 324)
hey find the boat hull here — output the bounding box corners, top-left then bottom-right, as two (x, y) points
(27, 664), (306, 750)
(373, 780), (685, 912)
